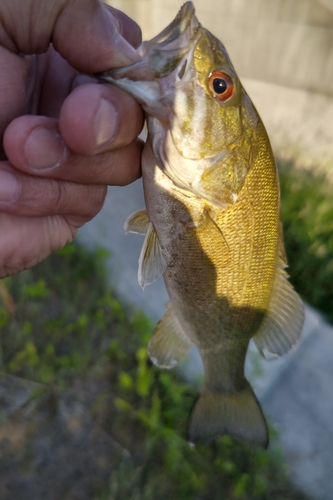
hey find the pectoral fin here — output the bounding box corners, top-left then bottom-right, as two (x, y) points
(124, 209), (150, 235)
(254, 257), (304, 359)
(138, 222), (166, 289)
(149, 303), (193, 369)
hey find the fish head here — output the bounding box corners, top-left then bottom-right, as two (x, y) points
(98, 2), (261, 207)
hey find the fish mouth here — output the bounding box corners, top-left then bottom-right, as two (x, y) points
(136, 1), (199, 79)
(97, 2), (200, 114)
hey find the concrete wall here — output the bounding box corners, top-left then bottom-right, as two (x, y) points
(111, 0), (333, 96)
(109, 0), (333, 170)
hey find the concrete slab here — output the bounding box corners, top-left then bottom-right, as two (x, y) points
(260, 307), (333, 500)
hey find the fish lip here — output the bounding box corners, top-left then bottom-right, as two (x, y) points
(97, 1), (200, 84)
(138, 1), (197, 53)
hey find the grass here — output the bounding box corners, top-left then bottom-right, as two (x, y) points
(279, 159), (333, 322)
(0, 239), (309, 500)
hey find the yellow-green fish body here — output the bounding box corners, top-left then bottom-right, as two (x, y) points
(99, 2), (304, 446)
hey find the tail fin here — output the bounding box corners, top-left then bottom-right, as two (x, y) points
(188, 383), (268, 447)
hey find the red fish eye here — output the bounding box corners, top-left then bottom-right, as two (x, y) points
(208, 71), (235, 101)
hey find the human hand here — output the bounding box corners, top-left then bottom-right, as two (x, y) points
(0, 0), (144, 277)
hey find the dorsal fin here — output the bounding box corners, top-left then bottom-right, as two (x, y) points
(138, 222), (167, 289)
(124, 209), (150, 235)
(148, 302), (193, 369)
(253, 257), (304, 359)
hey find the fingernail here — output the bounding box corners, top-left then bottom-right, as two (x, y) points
(24, 127), (67, 170)
(106, 10), (140, 65)
(0, 170), (20, 202)
(94, 98), (119, 150)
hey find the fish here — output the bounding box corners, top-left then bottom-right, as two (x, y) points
(98, 1), (304, 447)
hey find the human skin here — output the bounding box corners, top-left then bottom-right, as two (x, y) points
(0, 0), (144, 277)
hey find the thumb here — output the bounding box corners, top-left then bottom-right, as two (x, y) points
(54, 1), (141, 71)
(0, 0), (141, 72)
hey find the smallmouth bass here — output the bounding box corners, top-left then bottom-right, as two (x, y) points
(99, 2), (304, 447)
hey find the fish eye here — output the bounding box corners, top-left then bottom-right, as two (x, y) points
(208, 71), (235, 101)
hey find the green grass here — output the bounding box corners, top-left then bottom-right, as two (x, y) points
(279, 160), (333, 322)
(0, 241), (309, 500)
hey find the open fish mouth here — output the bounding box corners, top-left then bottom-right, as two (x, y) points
(97, 2), (233, 205)
(97, 2), (246, 206)
(136, 1), (199, 79)
(97, 2), (200, 116)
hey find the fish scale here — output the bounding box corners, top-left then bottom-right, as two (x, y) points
(98, 1), (304, 446)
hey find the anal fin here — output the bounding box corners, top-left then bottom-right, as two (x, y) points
(149, 303), (193, 369)
(254, 256), (304, 359)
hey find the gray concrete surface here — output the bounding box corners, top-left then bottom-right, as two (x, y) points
(259, 306), (333, 500)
